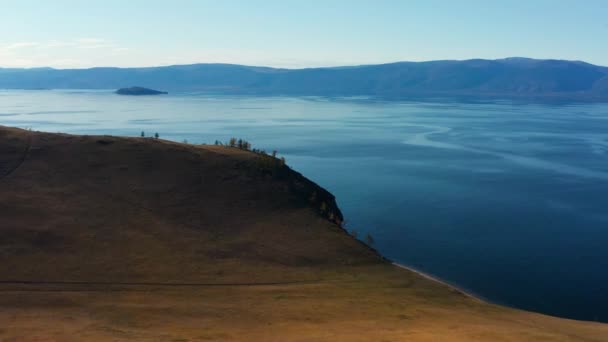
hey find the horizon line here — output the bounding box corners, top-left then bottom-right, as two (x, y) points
(1, 56), (605, 71)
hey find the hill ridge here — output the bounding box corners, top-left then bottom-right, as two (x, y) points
(1, 58), (607, 100)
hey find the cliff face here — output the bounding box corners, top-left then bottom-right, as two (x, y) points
(0, 126), (374, 284)
(1, 126), (608, 341)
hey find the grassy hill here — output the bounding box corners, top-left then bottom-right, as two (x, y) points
(1, 125), (607, 341)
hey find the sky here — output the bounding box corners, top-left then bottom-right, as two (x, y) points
(0, 0), (607, 69)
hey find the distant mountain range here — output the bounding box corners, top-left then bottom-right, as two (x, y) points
(1, 58), (607, 100)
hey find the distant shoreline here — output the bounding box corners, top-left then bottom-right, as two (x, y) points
(392, 262), (485, 302)
(1, 58), (607, 102)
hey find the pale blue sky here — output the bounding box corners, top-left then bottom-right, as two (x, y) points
(1, 0), (606, 68)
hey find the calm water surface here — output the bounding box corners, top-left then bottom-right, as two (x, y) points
(1, 89), (607, 322)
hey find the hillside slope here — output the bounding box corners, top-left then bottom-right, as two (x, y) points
(1, 58), (608, 100)
(1, 126), (608, 341)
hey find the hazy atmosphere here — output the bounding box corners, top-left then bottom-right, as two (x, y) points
(1, 0), (607, 68)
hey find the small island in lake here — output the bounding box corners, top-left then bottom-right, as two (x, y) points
(115, 86), (168, 96)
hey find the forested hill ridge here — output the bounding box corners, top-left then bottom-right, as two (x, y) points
(1, 57), (608, 100)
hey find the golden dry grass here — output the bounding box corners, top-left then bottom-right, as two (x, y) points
(1, 126), (607, 341)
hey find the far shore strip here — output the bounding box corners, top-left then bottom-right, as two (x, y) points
(393, 263), (484, 302)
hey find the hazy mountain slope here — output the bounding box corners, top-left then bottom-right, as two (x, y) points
(1, 126), (608, 341)
(1, 58), (607, 99)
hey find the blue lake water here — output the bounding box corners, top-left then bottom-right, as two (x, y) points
(1, 89), (608, 322)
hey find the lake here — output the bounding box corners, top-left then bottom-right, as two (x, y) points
(1, 89), (607, 322)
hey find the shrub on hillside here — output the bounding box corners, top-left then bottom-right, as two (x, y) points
(365, 233), (375, 246)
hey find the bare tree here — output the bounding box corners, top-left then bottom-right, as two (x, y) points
(365, 233), (375, 246)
